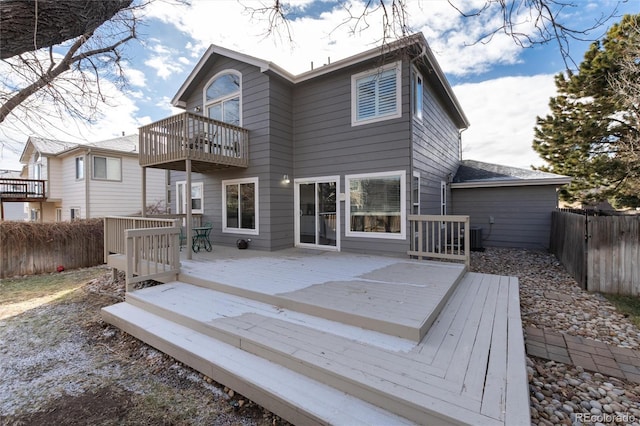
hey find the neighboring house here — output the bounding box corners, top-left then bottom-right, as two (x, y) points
(138, 33), (567, 254)
(18, 134), (166, 222)
(0, 169), (28, 221)
(451, 160), (571, 249)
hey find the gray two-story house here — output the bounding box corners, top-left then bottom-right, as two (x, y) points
(137, 33), (569, 255)
(139, 33), (470, 256)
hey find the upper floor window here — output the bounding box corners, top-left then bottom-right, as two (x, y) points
(93, 156), (121, 181)
(351, 62), (402, 126)
(412, 68), (423, 121)
(75, 157), (84, 180)
(204, 71), (241, 126)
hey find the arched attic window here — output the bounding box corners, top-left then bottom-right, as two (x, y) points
(204, 70), (241, 126)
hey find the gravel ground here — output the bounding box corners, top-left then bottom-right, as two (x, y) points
(1, 249), (639, 425)
(471, 248), (640, 426)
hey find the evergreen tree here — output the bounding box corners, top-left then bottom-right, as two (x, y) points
(533, 14), (640, 208)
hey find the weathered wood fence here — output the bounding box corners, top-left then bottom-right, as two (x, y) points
(0, 219), (104, 278)
(550, 209), (640, 295)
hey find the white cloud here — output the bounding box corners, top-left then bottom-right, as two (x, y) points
(143, 41), (185, 80)
(454, 74), (558, 169)
(143, 0), (537, 77)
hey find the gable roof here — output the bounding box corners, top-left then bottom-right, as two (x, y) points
(19, 134), (139, 163)
(452, 159), (571, 188)
(172, 33), (469, 129)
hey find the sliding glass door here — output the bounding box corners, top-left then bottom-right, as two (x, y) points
(295, 177), (339, 249)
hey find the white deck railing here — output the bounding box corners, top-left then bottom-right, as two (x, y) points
(104, 216), (179, 261)
(125, 226), (181, 291)
(407, 215), (470, 268)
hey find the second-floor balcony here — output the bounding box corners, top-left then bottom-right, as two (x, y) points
(139, 112), (249, 173)
(0, 178), (46, 201)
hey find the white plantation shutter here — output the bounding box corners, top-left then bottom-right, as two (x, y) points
(377, 70), (397, 115)
(355, 67), (398, 122)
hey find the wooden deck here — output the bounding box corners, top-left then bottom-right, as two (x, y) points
(102, 248), (529, 425)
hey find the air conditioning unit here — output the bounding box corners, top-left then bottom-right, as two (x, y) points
(470, 227), (484, 252)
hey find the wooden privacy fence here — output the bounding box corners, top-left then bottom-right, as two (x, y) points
(550, 209), (640, 295)
(408, 215), (470, 268)
(0, 219), (103, 278)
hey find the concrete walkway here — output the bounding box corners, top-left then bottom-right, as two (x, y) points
(525, 326), (640, 384)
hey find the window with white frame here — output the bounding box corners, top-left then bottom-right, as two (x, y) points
(33, 163), (42, 180)
(75, 157), (84, 180)
(204, 71), (241, 126)
(412, 67), (423, 121)
(351, 62), (402, 126)
(441, 181), (447, 215)
(412, 171), (420, 214)
(176, 181), (203, 214)
(222, 177), (258, 234)
(55, 208), (62, 222)
(70, 207), (80, 221)
(346, 171), (406, 239)
(92, 156), (121, 181)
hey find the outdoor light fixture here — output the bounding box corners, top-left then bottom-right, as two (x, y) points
(283, 174), (290, 184)
(194, 106), (201, 112)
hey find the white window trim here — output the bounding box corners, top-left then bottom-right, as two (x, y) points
(75, 156), (84, 180)
(176, 181), (204, 214)
(351, 61), (402, 127)
(412, 171), (421, 215)
(92, 155), (121, 181)
(412, 66), (424, 122)
(202, 69), (243, 126)
(222, 177), (259, 235)
(345, 170), (406, 240)
(441, 181), (447, 216)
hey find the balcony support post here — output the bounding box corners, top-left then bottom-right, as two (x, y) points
(185, 158), (193, 260)
(141, 166), (147, 217)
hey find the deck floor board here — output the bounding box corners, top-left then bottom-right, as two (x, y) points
(104, 248), (529, 425)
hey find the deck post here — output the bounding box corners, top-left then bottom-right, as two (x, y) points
(185, 159), (192, 260)
(141, 166), (147, 217)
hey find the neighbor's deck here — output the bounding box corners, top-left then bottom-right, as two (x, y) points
(103, 247), (529, 425)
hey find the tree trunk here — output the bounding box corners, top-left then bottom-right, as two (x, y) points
(0, 0), (132, 59)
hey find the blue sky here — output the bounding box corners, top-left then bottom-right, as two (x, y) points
(0, 0), (637, 170)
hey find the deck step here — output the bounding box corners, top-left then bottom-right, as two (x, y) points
(120, 281), (503, 425)
(179, 259), (466, 341)
(101, 302), (414, 426)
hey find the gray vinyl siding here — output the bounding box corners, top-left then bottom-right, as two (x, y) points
(170, 54), (465, 255)
(173, 58), (295, 251)
(451, 185), (560, 249)
(411, 67), (461, 216)
(292, 59), (413, 256)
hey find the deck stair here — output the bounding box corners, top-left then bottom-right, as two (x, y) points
(102, 269), (530, 425)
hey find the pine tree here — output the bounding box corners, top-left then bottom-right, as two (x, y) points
(533, 14), (640, 208)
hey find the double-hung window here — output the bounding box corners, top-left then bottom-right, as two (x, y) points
(412, 67), (423, 121)
(222, 177), (258, 235)
(75, 157), (84, 180)
(351, 61), (402, 126)
(93, 156), (121, 181)
(346, 171), (406, 239)
(176, 181), (203, 214)
(204, 71), (241, 126)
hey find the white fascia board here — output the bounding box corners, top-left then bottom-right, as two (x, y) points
(451, 177), (573, 189)
(171, 45), (296, 107)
